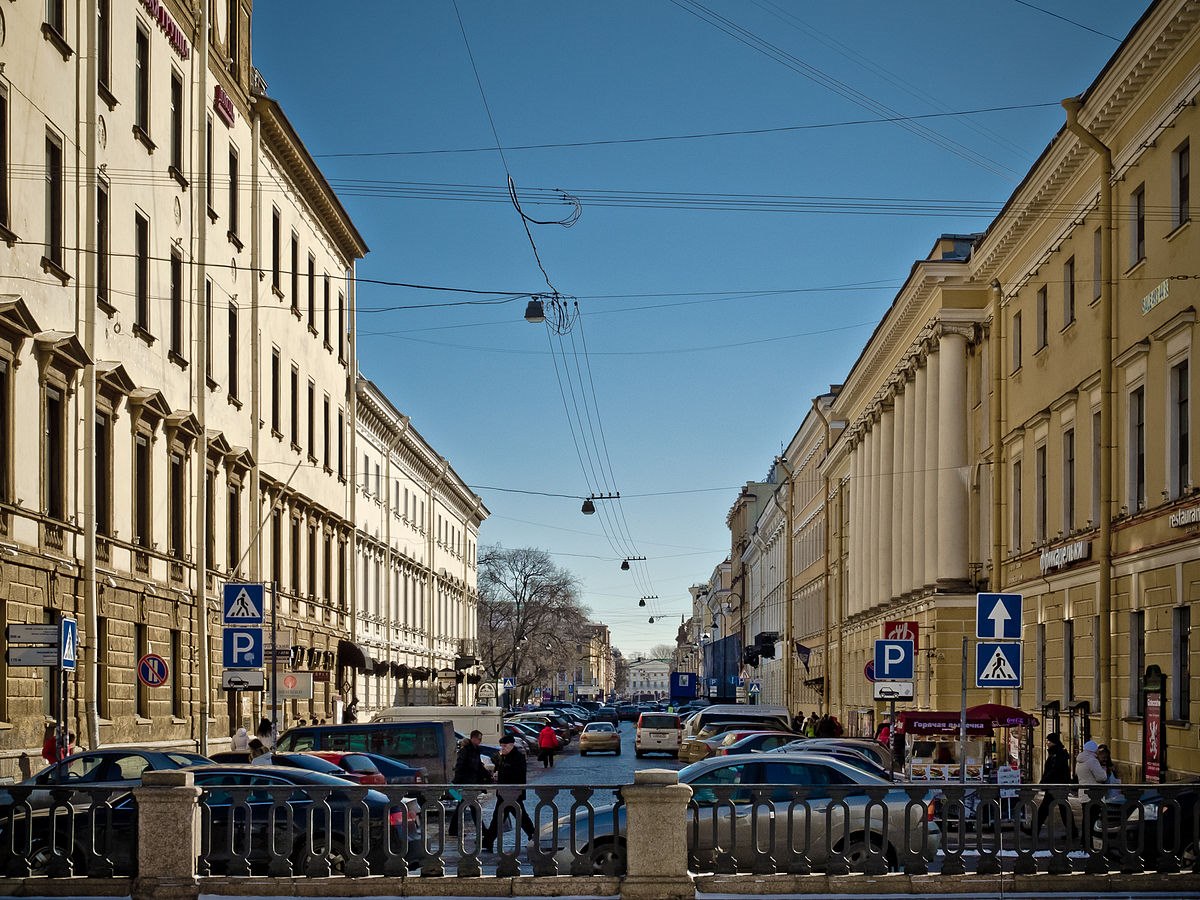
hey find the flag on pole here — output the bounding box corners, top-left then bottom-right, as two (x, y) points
(794, 642), (812, 672)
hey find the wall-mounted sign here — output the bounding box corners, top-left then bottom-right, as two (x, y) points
(214, 85), (236, 127)
(1039, 539), (1091, 574)
(1169, 506), (1200, 527)
(138, 0), (190, 60)
(1140, 278), (1170, 315)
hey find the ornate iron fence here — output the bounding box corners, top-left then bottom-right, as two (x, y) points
(0, 785), (136, 877)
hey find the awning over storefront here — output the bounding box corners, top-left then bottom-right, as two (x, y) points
(967, 703), (1039, 728)
(336, 639), (376, 673)
(896, 711), (994, 736)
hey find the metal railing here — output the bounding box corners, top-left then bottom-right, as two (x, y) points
(0, 785), (137, 877)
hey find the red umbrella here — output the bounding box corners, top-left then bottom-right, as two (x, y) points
(966, 703), (1039, 728)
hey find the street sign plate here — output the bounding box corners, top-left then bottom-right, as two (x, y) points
(476, 682), (497, 699)
(59, 617), (78, 672)
(6, 624), (60, 644)
(502, 676), (517, 690)
(263, 628), (293, 651)
(222, 627), (263, 668)
(222, 669), (265, 691)
(6, 646), (60, 666)
(222, 583), (265, 625)
(873, 681), (915, 701)
(748, 680), (762, 694)
(883, 620), (919, 653)
(873, 639), (915, 681)
(271, 671), (313, 700)
(138, 653), (169, 687)
(976, 592), (1023, 640)
(976, 641), (1022, 688)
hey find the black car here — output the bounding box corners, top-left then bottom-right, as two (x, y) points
(590, 706), (620, 725)
(616, 704), (641, 722)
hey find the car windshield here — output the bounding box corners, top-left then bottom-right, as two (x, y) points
(584, 723), (614, 732)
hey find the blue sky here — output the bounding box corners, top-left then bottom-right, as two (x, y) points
(252, 1), (1146, 658)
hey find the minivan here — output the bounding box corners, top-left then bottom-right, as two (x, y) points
(371, 705), (502, 745)
(635, 712), (682, 758)
(275, 721), (456, 783)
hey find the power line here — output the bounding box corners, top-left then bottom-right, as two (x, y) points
(1009, 0), (1124, 42)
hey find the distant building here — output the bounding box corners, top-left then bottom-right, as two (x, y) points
(628, 657), (670, 700)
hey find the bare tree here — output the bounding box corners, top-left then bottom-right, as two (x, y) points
(644, 644), (677, 662)
(477, 546), (593, 705)
(612, 647), (630, 694)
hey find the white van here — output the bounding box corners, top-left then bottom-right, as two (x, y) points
(682, 704), (791, 740)
(371, 705), (503, 745)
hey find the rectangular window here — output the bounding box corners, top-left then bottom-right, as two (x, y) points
(323, 396), (331, 470)
(1035, 287), (1047, 350)
(337, 539), (346, 608)
(170, 72), (183, 172)
(337, 408), (345, 478)
(1130, 386), (1145, 510)
(96, 411), (111, 536)
(1131, 609), (1145, 715)
(1173, 605), (1191, 721)
(307, 524), (317, 599)
(44, 387), (65, 519)
(204, 279), (213, 381)
(135, 623), (149, 717)
(1092, 410), (1102, 525)
(270, 349), (281, 433)
(1175, 141), (1190, 229)
(1171, 359), (1190, 499)
(290, 234), (299, 313)
(46, 0), (65, 33)
(170, 629), (183, 717)
(1131, 185), (1146, 264)
(306, 380), (315, 458)
(1063, 428), (1075, 533)
(227, 482), (241, 574)
(362, 453), (370, 493)
(205, 118), (214, 212)
(169, 451), (185, 558)
(96, 180), (110, 307)
(307, 254), (316, 327)
(203, 469), (215, 563)
(1093, 227), (1102, 301)
(227, 145), (239, 236)
(134, 434), (151, 547)
(323, 275), (331, 345)
(135, 212), (150, 330)
(134, 26), (151, 135)
(338, 291), (346, 361)
(271, 507), (282, 586)
(323, 532), (332, 601)
(290, 365), (299, 447)
(227, 303), (239, 400)
(1011, 459), (1022, 552)
(0, 363), (10, 502)
(226, 0), (239, 72)
(97, 0), (110, 91)
(45, 133), (63, 266)
(0, 89), (9, 228)
(1035, 445), (1046, 543)
(271, 208), (280, 290)
(1063, 257), (1075, 326)
(96, 618), (109, 718)
(290, 516), (301, 593)
(1011, 311), (1022, 371)
(1063, 618), (1074, 703)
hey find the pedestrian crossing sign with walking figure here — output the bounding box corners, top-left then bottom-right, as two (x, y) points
(975, 642), (1022, 688)
(223, 583), (265, 625)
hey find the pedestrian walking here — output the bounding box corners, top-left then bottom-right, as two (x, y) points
(255, 717), (274, 749)
(231, 727), (249, 750)
(41, 724), (74, 765)
(1075, 739), (1108, 786)
(537, 723), (558, 768)
(1035, 732), (1072, 837)
(448, 730), (491, 837)
(342, 697), (359, 724)
(482, 735), (536, 853)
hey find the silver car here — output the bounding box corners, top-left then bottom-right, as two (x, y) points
(546, 751), (940, 873)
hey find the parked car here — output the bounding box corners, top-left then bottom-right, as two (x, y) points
(772, 738), (895, 772)
(716, 731), (797, 756)
(589, 706), (620, 725)
(309, 752), (387, 785)
(635, 712), (682, 758)
(349, 752), (428, 785)
(616, 704), (641, 722)
(544, 751), (941, 874)
(680, 722), (781, 763)
(579, 722), (622, 756)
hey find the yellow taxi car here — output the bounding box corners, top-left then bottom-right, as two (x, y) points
(579, 722), (622, 756)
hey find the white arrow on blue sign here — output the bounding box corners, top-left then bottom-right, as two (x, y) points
(222, 627), (263, 668)
(873, 639), (915, 680)
(976, 641), (1022, 688)
(976, 592), (1023, 640)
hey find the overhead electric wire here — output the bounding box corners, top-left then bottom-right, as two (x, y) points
(1009, 0), (1124, 42)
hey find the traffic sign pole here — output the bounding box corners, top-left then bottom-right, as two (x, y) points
(271, 581), (278, 744)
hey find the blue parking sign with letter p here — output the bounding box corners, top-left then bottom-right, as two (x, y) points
(874, 639), (914, 680)
(222, 627), (263, 668)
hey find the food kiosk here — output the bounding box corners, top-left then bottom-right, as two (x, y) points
(896, 711), (994, 782)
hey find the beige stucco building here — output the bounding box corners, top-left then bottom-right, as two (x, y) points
(0, 0), (484, 778)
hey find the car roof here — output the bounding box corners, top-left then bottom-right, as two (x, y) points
(683, 750), (891, 782)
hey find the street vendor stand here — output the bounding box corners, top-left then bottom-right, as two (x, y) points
(896, 711), (994, 783)
(966, 703), (1039, 784)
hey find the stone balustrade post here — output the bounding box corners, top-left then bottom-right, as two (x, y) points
(132, 770), (201, 900)
(621, 768), (694, 900)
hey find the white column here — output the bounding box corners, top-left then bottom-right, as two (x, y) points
(936, 326), (970, 585)
(912, 360), (928, 591)
(924, 346), (940, 586)
(900, 374), (916, 595)
(891, 385), (906, 600)
(877, 403), (894, 606)
(854, 435), (865, 614)
(869, 420), (882, 611)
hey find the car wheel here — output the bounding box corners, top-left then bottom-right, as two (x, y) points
(296, 838), (349, 876)
(1181, 841), (1198, 869)
(584, 837), (627, 875)
(839, 835), (894, 872)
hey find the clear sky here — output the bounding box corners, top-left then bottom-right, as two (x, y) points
(252, 1), (1147, 659)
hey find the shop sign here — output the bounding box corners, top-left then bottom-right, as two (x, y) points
(1039, 539), (1090, 574)
(1144, 692), (1163, 782)
(214, 85), (236, 127)
(1168, 506), (1200, 527)
(138, 0), (190, 59)
(1140, 278), (1170, 315)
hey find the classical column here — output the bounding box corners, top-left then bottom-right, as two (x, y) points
(912, 358), (928, 591)
(892, 382), (906, 600)
(936, 325), (971, 587)
(900, 370), (916, 595)
(924, 343), (940, 587)
(869, 417), (882, 610)
(851, 434), (863, 615)
(877, 401), (894, 606)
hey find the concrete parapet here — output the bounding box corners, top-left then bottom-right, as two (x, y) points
(132, 769), (201, 900)
(620, 768), (694, 900)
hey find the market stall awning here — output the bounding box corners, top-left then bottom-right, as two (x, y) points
(967, 703), (1039, 728)
(336, 639), (376, 673)
(896, 711), (994, 736)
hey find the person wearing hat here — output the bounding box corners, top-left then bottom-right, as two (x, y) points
(1075, 739), (1108, 786)
(1035, 732), (1072, 836)
(482, 735), (536, 853)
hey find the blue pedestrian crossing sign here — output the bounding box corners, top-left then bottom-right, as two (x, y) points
(976, 592), (1022, 640)
(874, 639), (915, 680)
(59, 617), (78, 672)
(222, 627), (263, 668)
(747, 680), (762, 695)
(976, 642), (1022, 688)
(223, 583), (265, 625)
(502, 676), (517, 690)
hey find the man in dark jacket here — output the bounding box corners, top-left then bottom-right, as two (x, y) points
(482, 735), (536, 852)
(448, 730), (492, 837)
(1035, 732), (1072, 837)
